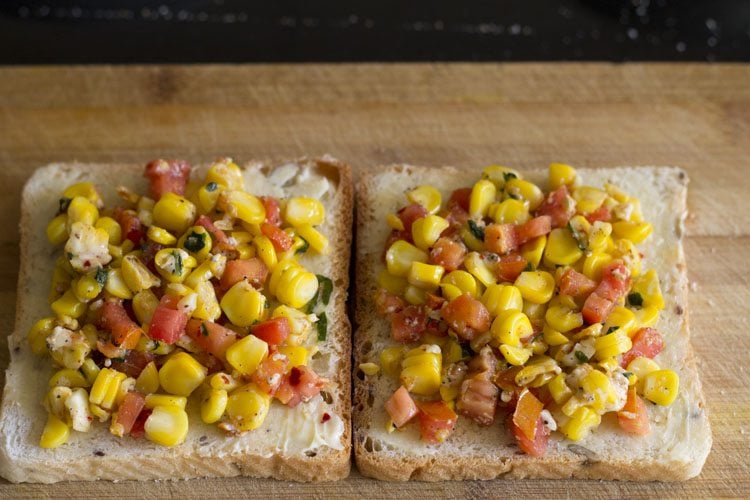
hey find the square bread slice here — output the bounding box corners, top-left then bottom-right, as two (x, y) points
(0, 156), (352, 483)
(354, 165), (711, 481)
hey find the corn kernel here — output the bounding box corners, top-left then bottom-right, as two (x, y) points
(380, 346), (405, 377)
(220, 280), (267, 326)
(296, 223), (329, 254)
(152, 193), (196, 234)
(491, 310), (533, 346)
(135, 361), (160, 395)
(206, 158), (243, 189)
(632, 269), (665, 310)
(122, 254), (161, 293)
(226, 334), (268, 376)
(582, 252), (613, 281)
(482, 165), (521, 189)
(80, 358), (100, 386)
(439, 283), (461, 301)
(613, 239), (642, 278)
(482, 284), (523, 317)
(588, 221), (612, 253)
(103, 268), (133, 300)
(613, 221), (653, 244)
(359, 362), (380, 376)
(285, 197), (325, 226)
(378, 269), (408, 296)
(543, 228), (583, 267)
(201, 388), (228, 424)
(144, 405), (189, 447)
(64, 182), (102, 208)
(548, 163), (577, 189)
(220, 190), (266, 225)
(580, 369), (617, 412)
(28, 317), (56, 356)
(442, 270), (480, 297)
(594, 329), (632, 360)
(39, 414), (70, 449)
(514, 271), (555, 304)
(226, 383), (271, 431)
(403, 284), (426, 305)
(51, 289), (87, 319)
(549, 372), (573, 404)
(469, 179), (497, 217)
(277, 345), (308, 369)
(276, 269), (318, 309)
(144, 393), (188, 410)
(459, 224), (484, 252)
(627, 356), (660, 389)
(572, 186), (607, 214)
(545, 303), (584, 334)
(46, 214), (69, 245)
(633, 306), (659, 331)
(490, 199), (530, 225)
(560, 406), (601, 441)
(406, 185), (442, 214)
(542, 323), (569, 346)
(158, 352), (207, 397)
(89, 368), (127, 410)
(195, 181), (223, 214)
(412, 215), (450, 250)
(641, 370), (679, 406)
(505, 178), (544, 211)
(400, 344), (441, 396)
(520, 235), (546, 269)
(386, 213), (405, 231)
(499, 344), (532, 366)
(386, 240), (428, 278)
(66, 196), (99, 229)
(464, 252), (497, 288)
(408, 262), (445, 290)
(440, 385), (460, 402)
(49, 368), (89, 389)
(209, 372), (241, 392)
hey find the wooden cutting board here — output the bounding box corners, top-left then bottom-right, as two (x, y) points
(0, 63), (748, 498)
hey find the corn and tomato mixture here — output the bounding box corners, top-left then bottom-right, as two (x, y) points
(31, 158), (333, 449)
(372, 163), (677, 455)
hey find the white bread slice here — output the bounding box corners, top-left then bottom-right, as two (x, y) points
(0, 156), (352, 483)
(354, 165), (711, 481)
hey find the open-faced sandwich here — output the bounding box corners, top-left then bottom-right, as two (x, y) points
(0, 156), (352, 483)
(354, 163), (711, 481)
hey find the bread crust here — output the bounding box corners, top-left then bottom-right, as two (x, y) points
(0, 156), (352, 483)
(353, 164), (711, 482)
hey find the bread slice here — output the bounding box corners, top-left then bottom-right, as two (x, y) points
(354, 165), (711, 481)
(0, 156), (352, 483)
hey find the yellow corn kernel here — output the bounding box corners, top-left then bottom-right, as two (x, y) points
(549, 372), (573, 404)
(66, 196), (99, 228)
(440, 385), (459, 402)
(499, 344), (532, 366)
(408, 262), (445, 291)
(206, 158), (243, 189)
(403, 284), (426, 305)
(604, 305), (635, 333)
(514, 356), (557, 386)
(469, 179), (497, 217)
(49, 368), (89, 389)
(482, 165), (521, 189)
(296, 223), (329, 255)
(201, 388), (229, 424)
(251, 234), (278, 271)
(543, 228), (583, 267)
(442, 339), (464, 365)
(226, 383), (271, 431)
(267, 260), (299, 297)
(438, 283), (460, 301)
(613, 239), (642, 278)
(594, 330), (632, 360)
(28, 317), (56, 356)
(276, 269), (318, 309)
(73, 271), (104, 302)
(545, 303), (583, 334)
(491, 310), (533, 346)
(152, 193), (196, 234)
(612, 221), (653, 244)
(209, 372), (241, 392)
(358, 362), (380, 376)
(220, 190), (266, 225)
(582, 252), (613, 281)
(46, 214), (69, 245)
(80, 358), (100, 386)
(482, 284), (523, 317)
(89, 403), (110, 423)
(406, 185), (442, 215)
(103, 268), (132, 300)
(115, 377), (136, 407)
(519, 236), (546, 269)
(385, 240), (428, 278)
(195, 181), (223, 214)
(277, 345), (308, 369)
(627, 356), (660, 388)
(459, 224), (484, 252)
(158, 352), (207, 397)
(284, 197), (325, 226)
(505, 178), (544, 211)
(548, 163), (577, 189)
(144, 404), (189, 447)
(400, 344), (441, 396)
(226, 334), (268, 376)
(51, 289), (87, 319)
(514, 271), (555, 304)
(39, 414), (70, 449)
(633, 306), (659, 331)
(49, 333), (91, 371)
(144, 393), (188, 410)
(135, 361), (160, 395)
(560, 406), (601, 441)
(641, 370), (679, 406)
(380, 346), (405, 377)
(411, 215), (450, 250)
(64, 182), (102, 208)
(580, 369), (617, 412)
(588, 221), (612, 253)
(192, 280), (221, 321)
(386, 213), (405, 231)
(632, 269), (665, 310)
(442, 270), (479, 297)
(130, 289), (158, 326)
(543, 322), (569, 346)
(122, 254), (161, 293)
(490, 199), (530, 225)
(464, 252), (497, 288)
(572, 186), (607, 214)
(46, 385), (72, 421)
(89, 368), (127, 410)
(145, 225), (174, 245)
(377, 269), (408, 296)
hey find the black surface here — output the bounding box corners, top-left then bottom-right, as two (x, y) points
(1, 0), (748, 64)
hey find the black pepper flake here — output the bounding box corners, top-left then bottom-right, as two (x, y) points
(94, 450), (105, 457)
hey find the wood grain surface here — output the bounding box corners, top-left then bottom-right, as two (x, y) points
(0, 63), (748, 498)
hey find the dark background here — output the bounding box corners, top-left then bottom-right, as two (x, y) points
(0, 0), (748, 64)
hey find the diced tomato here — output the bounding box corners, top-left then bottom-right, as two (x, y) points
(429, 237), (467, 272)
(143, 159), (191, 200)
(139, 240), (164, 274)
(275, 366), (327, 408)
(148, 295), (189, 345)
(96, 340), (127, 360)
(585, 205), (612, 224)
(618, 387), (651, 436)
(597, 261), (632, 302)
(559, 268), (597, 298)
(261, 223), (293, 252)
(185, 319), (238, 359)
(261, 196), (282, 226)
(100, 300), (143, 349)
(516, 215), (553, 245)
(251, 317), (290, 347)
(424, 293), (446, 311)
(495, 253), (528, 282)
(582, 292), (615, 324)
(440, 294), (491, 341)
(221, 258), (268, 290)
(512, 415), (550, 457)
(251, 353), (289, 395)
(385, 386), (419, 428)
(493, 366), (522, 394)
(390, 305), (427, 343)
(374, 288), (405, 316)
(195, 215), (238, 258)
(448, 188), (471, 212)
(621, 327), (664, 367)
(397, 204), (429, 234)
(113, 207), (143, 246)
(111, 350), (155, 378)
(191, 351), (225, 375)
(484, 223), (519, 255)
(535, 185), (574, 228)
(130, 408), (152, 439)
(416, 400), (458, 444)
(112, 391), (146, 436)
(512, 389), (544, 441)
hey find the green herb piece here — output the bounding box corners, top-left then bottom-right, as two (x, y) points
(296, 236), (310, 255)
(200, 323), (209, 337)
(623, 371), (634, 380)
(606, 326), (618, 334)
(66, 252), (74, 260)
(172, 250), (183, 276)
(508, 192), (520, 200)
(574, 350), (589, 364)
(205, 182), (218, 192)
(183, 231), (207, 253)
(523, 262), (534, 272)
(111, 356), (126, 363)
(628, 292), (644, 307)
(568, 222), (588, 252)
(503, 172), (518, 182)
(468, 220), (485, 241)
(95, 268), (109, 287)
(316, 275), (334, 306)
(58, 197), (72, 214)
(316, 312), (328, 341)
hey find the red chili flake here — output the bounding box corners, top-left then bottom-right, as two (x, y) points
(289, 367), (302, 386)
(321, 412), (331, 423)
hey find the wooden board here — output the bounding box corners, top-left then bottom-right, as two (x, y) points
(0, 63), (748, 498)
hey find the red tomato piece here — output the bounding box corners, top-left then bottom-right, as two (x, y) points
(429, 237), (467, 272)
(276, 366), (327, 408)
(100, 300), (143, 349)
(390, 305), (428, 343)
(516, 215), (553, 245)
(374, 288), (405, 316)
(447, 188), (471, 212)
(512, 415), (550, 457)
(221, 258), (269, 290)
(416, 400), (458, 444)
(621, 327), (664, 367)
(110, 350), (155, 378)
(251, 317), (291, 347)
(261, 223), (293, 252)
(195, 215), (238, 258)
(130, 408), (152, 439)
(185, 319), (238, 359)
(261, 196), (282, 226)
(112, 391), (146, 436)
(535, 185), (574, 228)
(384, 386), (419, 428)
(585, 205), (612, 223)
(440, 294), (491, 341)
(512, 389), (544, 441)
(96, 340), (127, 360)
(397, 204), (429, 235)
(618, 387), (651, 436)
(559, 268), (597, 298)
(251, 353), (289, 395)
(139, 240), (164, 274)
(148, 295), (189, 345)
(424, 293), (446, 311)
(143, 159), (191, 200)
(113, 207), (144, 246)
(597, 261), (631, 302)
(582, 292), (615, 324)
(495, 253), (528, 282)
(484, 223), (519, 255)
